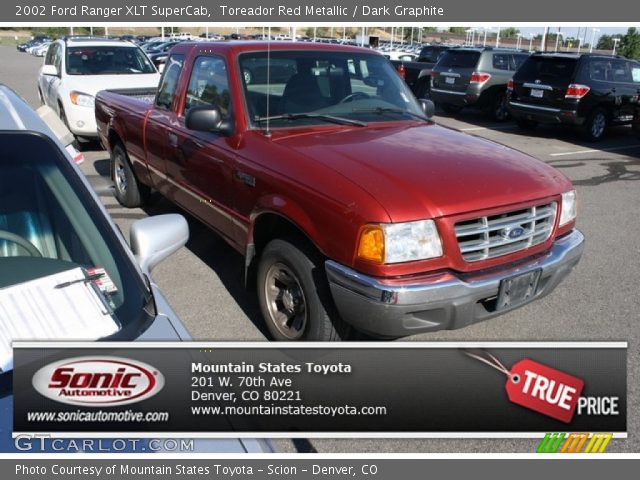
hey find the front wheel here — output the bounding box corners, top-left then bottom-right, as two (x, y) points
(111, 142), (149, 208)
(257, 238), (349, 341)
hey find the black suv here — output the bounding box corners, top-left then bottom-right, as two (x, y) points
(430, 47), (530, 121)
(508, 53), (640, 141)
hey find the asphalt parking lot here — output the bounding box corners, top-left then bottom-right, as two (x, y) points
(2, 45), (639, 453)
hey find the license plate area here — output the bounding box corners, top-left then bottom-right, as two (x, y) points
(530, 88), (544, 98)
(496, 269), (541, 310)
(445, 77), (455, 84)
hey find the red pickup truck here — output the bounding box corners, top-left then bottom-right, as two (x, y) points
(95, 41), (584, 341)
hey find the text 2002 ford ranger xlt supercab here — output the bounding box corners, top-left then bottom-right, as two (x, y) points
(96, 42), (584, 341)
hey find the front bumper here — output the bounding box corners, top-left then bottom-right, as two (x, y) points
(62, 101), (99, 137)
(326, 229), (584, 338)
(508, 101), (584, 126)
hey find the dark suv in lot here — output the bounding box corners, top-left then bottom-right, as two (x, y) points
(508, 53), (640, 141)
(430, 47), (530, 121)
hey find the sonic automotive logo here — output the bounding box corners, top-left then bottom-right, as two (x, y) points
(32, 357), (164, 406)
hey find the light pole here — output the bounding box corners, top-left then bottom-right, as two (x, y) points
(554, 32), (563, 52)
(589, 28), (600, 53)
(516, 33), (522, 50)
(495, 27), (500, 47)
(483, 27), (488, 47)
(613, 37), (620, 55)
(529, 33), (534, 52)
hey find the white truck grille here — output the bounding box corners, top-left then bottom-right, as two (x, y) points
(454, 202), (557, 262)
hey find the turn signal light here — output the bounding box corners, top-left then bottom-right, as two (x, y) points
(470, 72), (491, 84)
(565, 84), (590, 99)
(357, 226), (385, 264)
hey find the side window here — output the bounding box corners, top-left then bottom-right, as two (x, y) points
(156, 54), (185, 110)
(53, 45), (62, 72)
(511, 54), (528, 71)
(44, 44), (55, 65)
(611, 60), (631, 83)
(492, 54), (510, 71)
(184, 56), (231, 116)
(631, 65), (640, 84)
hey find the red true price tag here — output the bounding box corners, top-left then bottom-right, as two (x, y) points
(465, 351), (584, 424)
(506, 358), (584, 424)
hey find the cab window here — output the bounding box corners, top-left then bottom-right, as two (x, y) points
(156, 54), (185, 110)
(184, 56), (231, 116)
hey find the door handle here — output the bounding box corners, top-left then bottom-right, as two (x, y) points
(167, 132), (178, 147)
(610, 88), (617, 93)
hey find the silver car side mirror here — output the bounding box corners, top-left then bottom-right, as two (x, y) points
(130, 214), (189, 275)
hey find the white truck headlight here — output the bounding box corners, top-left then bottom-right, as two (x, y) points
(69, 91), (95, 108)
(357, 220), (443, 264)
(559, 190), (577, 226)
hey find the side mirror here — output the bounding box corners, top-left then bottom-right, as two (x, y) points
(41, 64), (58, 76)
(419, 99), (436, 120)
(130, 214), (189, 275)
(185, 105), (233, 136)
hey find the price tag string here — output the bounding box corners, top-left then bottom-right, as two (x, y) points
(463, 350), (518, 382)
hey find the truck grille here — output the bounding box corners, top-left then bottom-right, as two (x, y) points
(454, 202), (557, 262)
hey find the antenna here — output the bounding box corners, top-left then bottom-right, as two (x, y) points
(264, 26), (272, 138)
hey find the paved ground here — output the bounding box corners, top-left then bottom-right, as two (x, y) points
(3, 45), (639, 453)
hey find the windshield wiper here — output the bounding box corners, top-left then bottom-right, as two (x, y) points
(353, 107), (429, 122)
(255, 113), (367, 127)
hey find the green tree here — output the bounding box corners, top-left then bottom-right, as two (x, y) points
(501, 27), (521, 38)
(596, 34), (622, 50)
(448, 27), (469, 35)
(619, 27), (640, 59)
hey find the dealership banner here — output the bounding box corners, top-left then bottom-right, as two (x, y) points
(11, 342), (626, 437)
(1, 0), (637, 23)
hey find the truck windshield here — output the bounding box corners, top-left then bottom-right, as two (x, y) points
(66, 46), (156, 75)
(239, 50), (425, 127)
(0, 132), (154, 343)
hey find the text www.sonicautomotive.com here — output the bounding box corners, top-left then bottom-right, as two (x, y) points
(27, 410), (169, 422)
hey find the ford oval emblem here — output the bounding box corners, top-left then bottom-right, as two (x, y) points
(502, 226), (525, 240)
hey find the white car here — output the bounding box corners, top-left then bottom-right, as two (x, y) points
(31, 42), (51, 57)
(37, 37), (160, 141)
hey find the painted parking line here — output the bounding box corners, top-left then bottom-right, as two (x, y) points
(549, 144), (640, 157)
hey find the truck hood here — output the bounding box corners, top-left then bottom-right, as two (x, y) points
(271, 122), (571, 221)
(63, 73), (160, 97)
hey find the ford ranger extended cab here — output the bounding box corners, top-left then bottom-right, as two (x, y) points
(96, 42), (584, 341)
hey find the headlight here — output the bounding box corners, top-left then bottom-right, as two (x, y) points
(69, 91), (95, 108)
(357, 220), (443, 264)
(559, 190), (577, 226)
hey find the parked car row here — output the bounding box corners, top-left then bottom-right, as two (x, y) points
(402, 45), (640, 141)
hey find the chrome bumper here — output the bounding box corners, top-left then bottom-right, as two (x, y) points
(325, 229), (584, 338)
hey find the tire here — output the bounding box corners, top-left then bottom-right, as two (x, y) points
(111, 142), (149, 208)
(516, 118), (538, 130)
(441, 103), (463, 115)
(257, 238), (349, 341)
(582, 108), (607, 142)
(488, 90), (509, 122)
